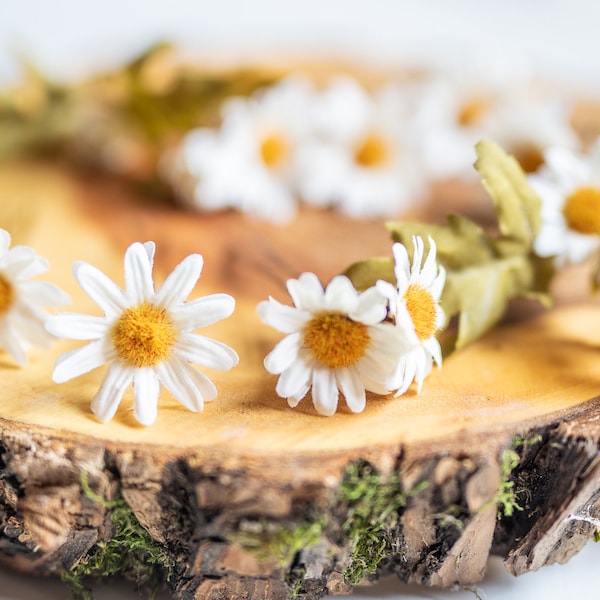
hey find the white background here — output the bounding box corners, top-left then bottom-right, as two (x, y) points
(1, 1), (600, 598)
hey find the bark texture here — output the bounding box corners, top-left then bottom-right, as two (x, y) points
(1, 400), (599, 599)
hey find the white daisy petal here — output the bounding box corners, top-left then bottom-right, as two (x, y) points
(420, 237), (439, 287)
(257, 298), (310, 333)
(324, 276), (359, 312)
(143, 241), (156, 263)
(352, 286), (387, 325)
(311, 367), (339, 416)
(124, 242), (155, 304)
(276, 355), (312, 398)
(12, 305), (54, 349)
(390, 353), (417, 396)
(287, 383), (310, 408)
(74, 261), (127, 317)
(52, 339), (114, 383)
(392, 242), (410, 291)
(264, 331), (302, 375)
(410, 236), (425, 282)
(180, 361), (219, 403)
(133, 368), (160, 426)
(18, 280), (71, 307)
(414, 349), (432, 393)
(157, 358), (204, 412)
(0, 318), (27, 366)
(46, 313), (109, 340)
(155, 253), (203, 308)
(287, 273), (324, 311)
(175, 333), (238, 370)
(171, 293), (235, 330)
(91, 363), (133, 423)
(5, 247), (48, 280)
(337, 367), (366, 413)
(0, 229), (10, 255)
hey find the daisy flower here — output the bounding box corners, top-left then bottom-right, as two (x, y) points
(528, 140), (600, 265)
(46, 241), (238, 426)
(377, 236), (446, 395)
(295, 76), (425, 218)
(407, 61), (513, 180)
(0, 228), (70, 366)
(257, 273), (407, 416)
(168, 76), (314, 223)
(483, 95), (578, 174)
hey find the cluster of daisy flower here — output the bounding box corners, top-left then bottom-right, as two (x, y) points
(4, 117), (600, 425)
(164, 64), (578, 223)
(0, 224), (447, 423)
(258, 236), (446, 416)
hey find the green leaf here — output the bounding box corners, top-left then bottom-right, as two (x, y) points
(387, 214), (494, 270)
(346, 141), (554, 353)
(443, 255), (536, 350)
(344, 257), (394, 291)
(474, 139), (542, 247)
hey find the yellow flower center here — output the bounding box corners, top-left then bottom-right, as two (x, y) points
(512, 143), (545, 174)
(562, 186), (600, 235)
(404, 283), (437, 341)
(260, 133), (287, 168)
(354, 133), (390, 168)
(457, 97), (489, 127)
(111, 302), (177, 368)
(0, 275), (15, 314)
(303, 311), (370, 369)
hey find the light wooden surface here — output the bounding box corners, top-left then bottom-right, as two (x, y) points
(0, 160), (598, 454)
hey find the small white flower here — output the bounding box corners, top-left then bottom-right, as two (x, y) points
(411, 57), (575, 179)
(377, 236), (446, 395)
(484, 95), (578, 175)
(257, 273), (407, 416)
(528, 140), (600, 265)
(46, 241), (238, 426)
(0, 228), (70, 366)
(170, 77), (314, 223)
(295, 76), (425, 218)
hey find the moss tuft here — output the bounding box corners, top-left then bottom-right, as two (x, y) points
(233, 518), (325, 568)
(495, 448), (524, 519)
(62, 472), (174, 600)
(339, 460), (428, 586)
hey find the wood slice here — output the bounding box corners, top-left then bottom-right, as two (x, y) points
(0, 160), (599, 599)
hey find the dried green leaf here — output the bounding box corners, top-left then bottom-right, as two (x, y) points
(474, 139), (542, 247)
(344, 257), (394, 291)
(443, 255), (538, 349)
(349, 142), (553, 352)
(386, 214), (494, 270)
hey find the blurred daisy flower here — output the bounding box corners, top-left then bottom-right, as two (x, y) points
(377, 236), (446, 395)
(170, 77), (314, 223)
(46, 241), (238, 426)
(528, 140), (600, 265)
(484, 95), (578, 175)
(0, 228), (70, 366)
(411, 57), (576, 179)
(295, 76), (426, 218)
(257, 272), (407, 416)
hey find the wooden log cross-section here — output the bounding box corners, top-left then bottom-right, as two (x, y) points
(0, 161), (599, 599)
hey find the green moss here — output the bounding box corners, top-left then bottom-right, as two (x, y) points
(434, 504), (465, 531)
(233, 518), (325, 568)
(594, 530), (600, 543)
(287, 564), (307, 599)
(512, 433), (543, 449)
(62, 472), (174, 600)
(339, 460), (428, 586)
(494, 448), (523, 519)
